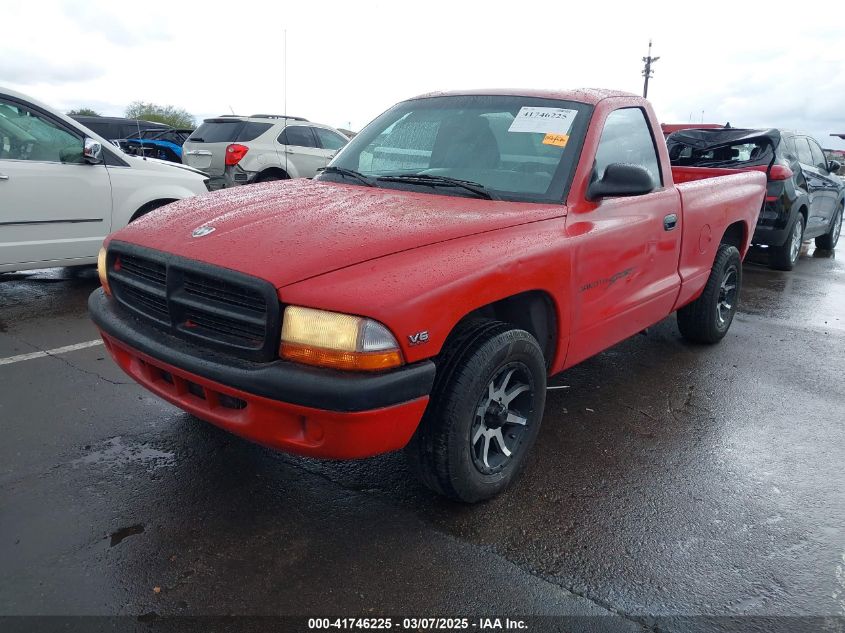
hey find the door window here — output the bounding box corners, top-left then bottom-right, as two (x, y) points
(594, 108), (661, 186)
(314, 127), (348, 151)
(278, 125), (317, 148)
(0, 98), (83, 163)
(793, 137), (814, 167)
(808, 138), (829, 172)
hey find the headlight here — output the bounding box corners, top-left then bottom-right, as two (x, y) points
(97, 247), (111, 295)
(279, 306), (403, 372)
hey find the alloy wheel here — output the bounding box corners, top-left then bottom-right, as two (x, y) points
(790, 219), (803, 263)
(717, 265), (738, 327)
(470, 363), (535, 475)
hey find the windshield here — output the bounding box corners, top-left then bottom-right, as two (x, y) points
(319, 95), (592, 203)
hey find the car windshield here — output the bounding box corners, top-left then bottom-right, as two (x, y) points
(320, 95), (592, 203)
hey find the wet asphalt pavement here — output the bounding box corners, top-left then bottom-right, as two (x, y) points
(1, 244), (843, 633)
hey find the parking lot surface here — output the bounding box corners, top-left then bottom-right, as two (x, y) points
(1, 245), (843, 632)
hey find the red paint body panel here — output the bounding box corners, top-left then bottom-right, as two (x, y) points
(100, 331), (428, 458)
(661, 123), (725, 136)
(98, 90), (767, 459)
(114, 179), (565, 289)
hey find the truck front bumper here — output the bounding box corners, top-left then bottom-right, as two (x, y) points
(89, 289), (435, 458)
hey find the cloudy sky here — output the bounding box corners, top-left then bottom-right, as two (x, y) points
(4, 0), (845, 148)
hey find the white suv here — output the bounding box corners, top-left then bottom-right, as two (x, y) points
(0, 87), (210, 273)
(182, 115), (349, 188)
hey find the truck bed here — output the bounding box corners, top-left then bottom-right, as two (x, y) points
(673, 168), (766, 308)
(672, 165), (766, 184)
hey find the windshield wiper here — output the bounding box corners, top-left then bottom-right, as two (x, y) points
(319, 166), (376, 187)
(188, 137), (204, 142)
(376, 174), (498, 200)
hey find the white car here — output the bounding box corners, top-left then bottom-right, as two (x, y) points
(182, 114), (348, 189)
(0, 87), (210, 273)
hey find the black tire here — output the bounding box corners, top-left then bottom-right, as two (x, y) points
(677, 244), (742, 344)
(405, 320), (546, 503)
(770, 214), (804, 271)
(130, 200), (171, 223)
(255, 171), (287, 183)
(815, 205), (843, 250)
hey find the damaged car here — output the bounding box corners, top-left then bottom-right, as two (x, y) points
(667, 128), (844, 269)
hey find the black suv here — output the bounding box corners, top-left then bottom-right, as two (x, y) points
(667, 128), (844, 270)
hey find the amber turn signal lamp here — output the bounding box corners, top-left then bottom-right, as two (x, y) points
(280, 343), (403, 372)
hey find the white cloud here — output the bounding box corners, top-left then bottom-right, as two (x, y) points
(0, 50), (103, 84)
(4, 0), (845, 148)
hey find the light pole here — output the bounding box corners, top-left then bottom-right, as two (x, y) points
(642, 40), (660, 99)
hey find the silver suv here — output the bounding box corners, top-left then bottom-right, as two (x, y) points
(182, 114), (349, 189)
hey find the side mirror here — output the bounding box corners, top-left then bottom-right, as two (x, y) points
(83, 137), (103, 164)
(587, 163), (655, 200)
(828, 160), (841, 174)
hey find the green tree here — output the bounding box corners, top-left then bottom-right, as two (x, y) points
(125, 101), (195, 128)
(67, 107), (101, 116)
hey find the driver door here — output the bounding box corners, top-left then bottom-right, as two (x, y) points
(0, 94), (112, 267)
(566, 107), (683, 366)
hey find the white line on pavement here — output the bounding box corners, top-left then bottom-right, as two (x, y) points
(0, 340), (104, 366)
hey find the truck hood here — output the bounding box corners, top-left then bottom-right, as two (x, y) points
(113, 179), (566, 288)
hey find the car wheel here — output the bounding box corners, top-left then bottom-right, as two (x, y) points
(770, 214), (804, 271)
(677, 244), (742, 344)
(815, 205), (843, 250)
(130, 200), (172, 223)
(255, 172), (287, 183)
(405, 320), (546, 503)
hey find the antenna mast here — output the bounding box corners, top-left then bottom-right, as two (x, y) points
(641, 39), (660, 99)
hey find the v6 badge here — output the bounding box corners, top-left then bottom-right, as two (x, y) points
(408, 331), (429, 345)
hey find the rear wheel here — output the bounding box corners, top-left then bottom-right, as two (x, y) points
(815, 205), (843, 250)
(677, 244), (741, 344)
(770, 214), (804, 270)
(405, 320), (546, 503)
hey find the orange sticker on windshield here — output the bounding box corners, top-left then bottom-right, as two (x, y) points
(542, 133), (569, 147)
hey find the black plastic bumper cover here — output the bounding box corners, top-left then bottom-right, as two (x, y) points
(89, 288), (435, 413)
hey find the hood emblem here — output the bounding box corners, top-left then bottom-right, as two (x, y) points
(191, 225), (216, 238)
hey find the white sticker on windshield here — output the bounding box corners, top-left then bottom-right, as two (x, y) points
(508, 107), (578, 135)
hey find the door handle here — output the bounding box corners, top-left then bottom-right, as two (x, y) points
(0, 173), (9, 181)
(663, 213), (678, 231)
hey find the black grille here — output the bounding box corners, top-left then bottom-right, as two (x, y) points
(122, 284), (169, 322)
(107, 243), (280, 361)
(120, 254), (166, 286)
(183, 271), (266, 313)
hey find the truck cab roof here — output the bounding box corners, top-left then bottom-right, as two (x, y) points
(409, 88), (638, 105)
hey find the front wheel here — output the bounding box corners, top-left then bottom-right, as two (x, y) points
(677, 244), (742, 344)
(405, 321), (546, 503)
(815, 205), (843, 250)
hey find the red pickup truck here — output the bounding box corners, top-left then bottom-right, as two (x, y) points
(90, 89), (766, 502)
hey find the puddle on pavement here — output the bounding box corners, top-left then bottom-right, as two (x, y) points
(109, 523), (145, 547)
(74, 436), (175, 472)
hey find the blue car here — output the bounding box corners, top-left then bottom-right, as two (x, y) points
(124, 128), (194, 163)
